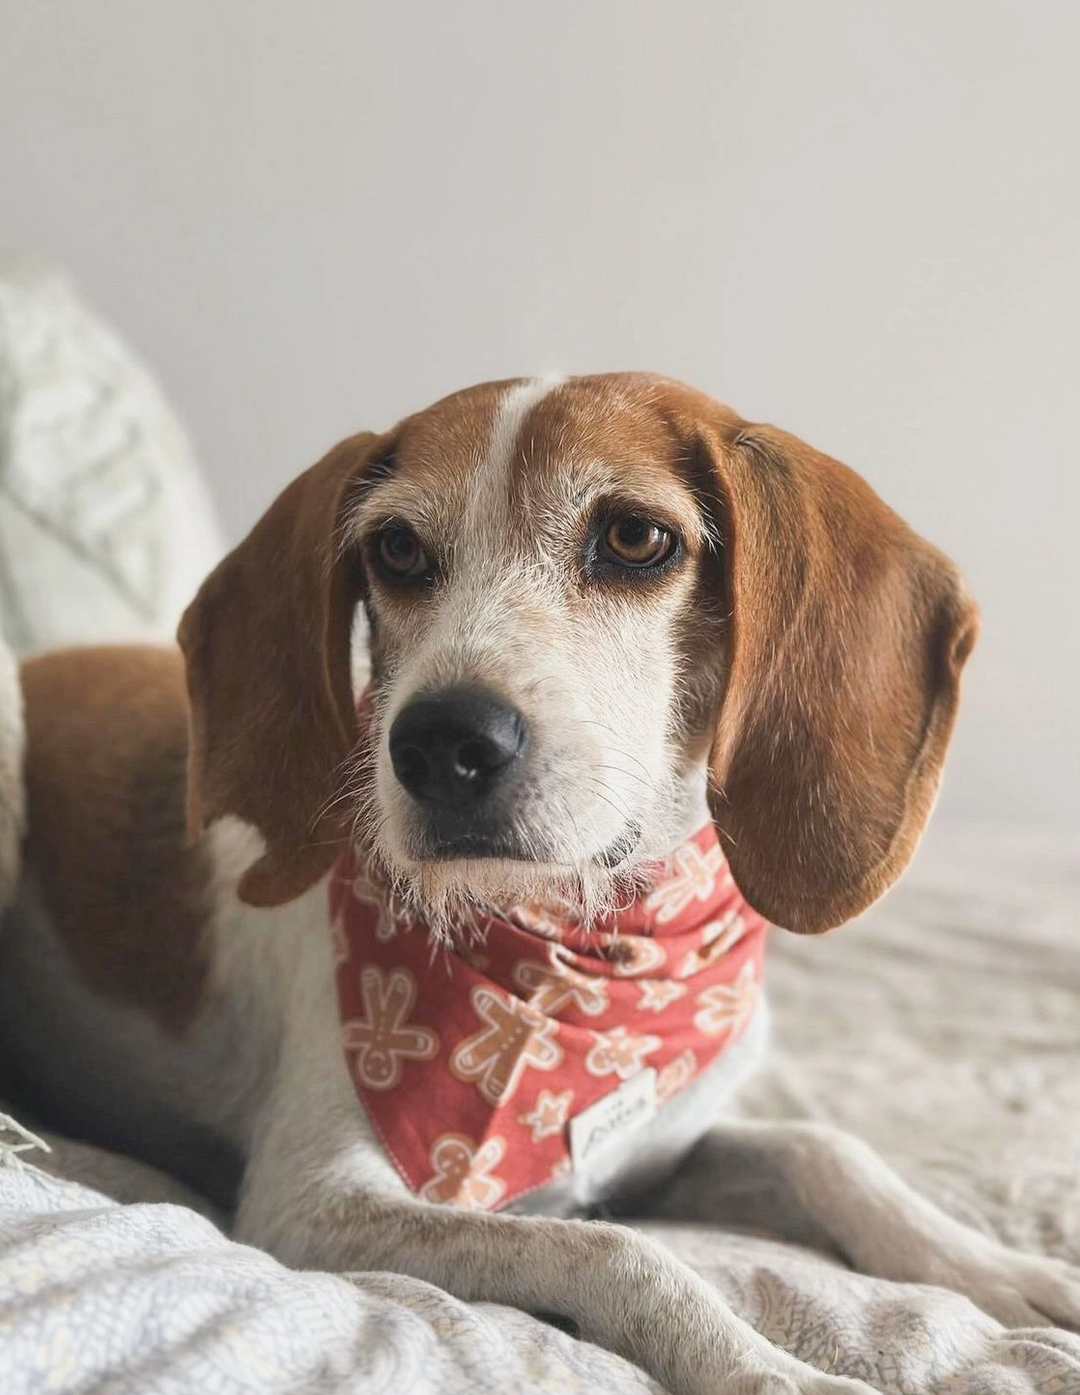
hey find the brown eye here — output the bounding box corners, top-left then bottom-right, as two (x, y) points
(376, 524), (429, 580)
(601, 515), (675, 568)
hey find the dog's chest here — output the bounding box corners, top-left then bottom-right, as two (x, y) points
(506, 1002), (769, 1215)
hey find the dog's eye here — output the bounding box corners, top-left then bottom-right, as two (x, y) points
(375, 524), (429, 580)
(601, 515), (675, 568)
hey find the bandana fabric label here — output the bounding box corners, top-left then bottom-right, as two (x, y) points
(568, 1067), (658, 1171)
(331, 823), (767, 1211)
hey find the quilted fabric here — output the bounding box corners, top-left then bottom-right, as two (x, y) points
(2, 826), (1079, 1393)
(0, 1153), (661, 1395)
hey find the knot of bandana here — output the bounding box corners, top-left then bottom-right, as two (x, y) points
(331, 823), (767, 1211)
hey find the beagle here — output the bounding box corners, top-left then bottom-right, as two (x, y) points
(2, 374), (1078, 1395)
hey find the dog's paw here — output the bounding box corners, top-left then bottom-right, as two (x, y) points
(924, 1240), (1080, 1331)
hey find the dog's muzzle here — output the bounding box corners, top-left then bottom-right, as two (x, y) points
(389, 685), (529, 856)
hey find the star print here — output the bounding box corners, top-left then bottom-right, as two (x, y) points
(519, 1087), (575, 1142)
(584, 1024), (662, 1080)
(637, 978), (687, 1012)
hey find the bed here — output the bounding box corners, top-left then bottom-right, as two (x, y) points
(3, 825), (1078, 1394)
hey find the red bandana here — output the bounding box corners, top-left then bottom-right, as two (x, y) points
(331, 824), (766, 1211)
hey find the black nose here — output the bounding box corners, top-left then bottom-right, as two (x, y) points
(389, 686), (528, 808)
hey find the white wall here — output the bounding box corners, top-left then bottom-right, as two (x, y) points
(2, 1), (1077, 827)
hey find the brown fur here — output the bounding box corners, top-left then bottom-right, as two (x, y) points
(497, 374), (978, 931)
(177, 383), (520, 908)
(179, 373), (976, 933)
(679, 385), (976, 933)
(20, 645), (211, 1031)
(179, 432), (384, 907)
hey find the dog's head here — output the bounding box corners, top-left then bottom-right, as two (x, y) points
(179, 374), (977, 934)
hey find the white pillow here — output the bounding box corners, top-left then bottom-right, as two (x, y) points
(0, 261), (223, 656)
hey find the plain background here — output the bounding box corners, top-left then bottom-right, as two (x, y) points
(2, 1), (1077, 829)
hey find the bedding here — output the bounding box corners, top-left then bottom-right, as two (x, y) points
(0, 261), (223, 656)
(2, 824), (1078, 1393)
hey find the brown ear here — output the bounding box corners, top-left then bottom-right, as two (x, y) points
(699, 417), (978, 934)
(177, 432), (387, 908)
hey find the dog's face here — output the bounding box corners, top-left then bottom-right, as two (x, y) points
(179, 373), (978, 935)
(352, 377), (726, 920)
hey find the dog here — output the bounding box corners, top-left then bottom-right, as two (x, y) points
(2, 373), (1078, 1395)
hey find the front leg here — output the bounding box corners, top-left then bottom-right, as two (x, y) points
(646, 1120), (1080, 1329)
(236, 1123), (876, 1395)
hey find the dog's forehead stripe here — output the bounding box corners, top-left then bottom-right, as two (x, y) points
(486, 375), (568, 472)
(471, 374), (567, 517)
(385, 374), (683, 499)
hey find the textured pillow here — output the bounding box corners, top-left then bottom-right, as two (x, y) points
(0, 262), (223, 656)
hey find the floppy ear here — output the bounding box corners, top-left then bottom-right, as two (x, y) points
(698, 416), (978, 935)
(177, 432), (389, 908)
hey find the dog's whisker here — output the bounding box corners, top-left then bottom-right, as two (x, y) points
(593, 762), (656, 792)
(586, 781), (634, 827)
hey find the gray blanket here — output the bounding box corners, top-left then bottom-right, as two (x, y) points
(3, 825), (1078, 1393)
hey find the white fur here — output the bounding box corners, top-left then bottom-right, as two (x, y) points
(359, 377), (702, 932)
(3, 385), (1079, 1395)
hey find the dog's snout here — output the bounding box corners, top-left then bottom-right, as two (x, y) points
(389, 687), (527, 809)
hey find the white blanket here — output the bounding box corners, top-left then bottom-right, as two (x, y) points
(2, 825), (1079, 1394)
